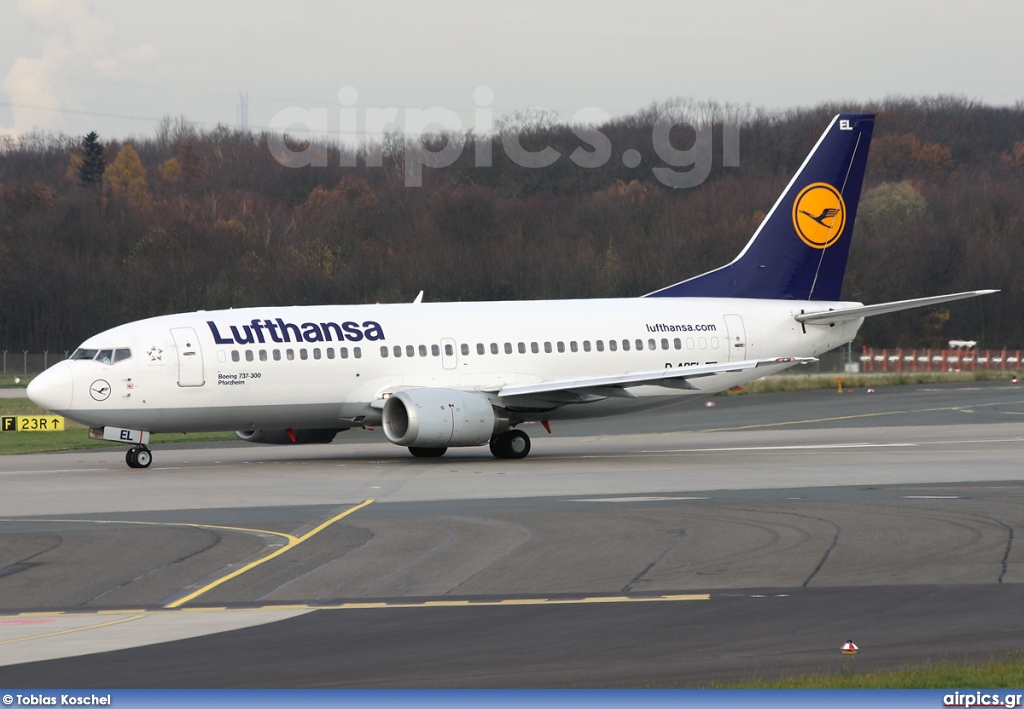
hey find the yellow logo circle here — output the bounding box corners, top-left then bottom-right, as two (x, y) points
(792, 182), (846, 249)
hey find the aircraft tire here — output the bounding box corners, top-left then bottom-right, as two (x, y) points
(489, 430), (531, 459)
(409, 446), (447, 458)
(126, 446), (152, 469)
(134, 447), (152, 468)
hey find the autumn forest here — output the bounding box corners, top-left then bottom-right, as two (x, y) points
(0, 96), (1022, 353)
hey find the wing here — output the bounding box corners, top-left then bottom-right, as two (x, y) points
(492, 356), (816, 405)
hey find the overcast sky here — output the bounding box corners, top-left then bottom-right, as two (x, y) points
(2, 0), (1022, 141)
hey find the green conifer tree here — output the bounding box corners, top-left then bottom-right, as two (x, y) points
(78, 131), (105, 188)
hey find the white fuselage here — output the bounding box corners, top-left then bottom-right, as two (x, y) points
(32, 297), (861, 433)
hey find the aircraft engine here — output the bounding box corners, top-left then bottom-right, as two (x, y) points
(235, 428), (346, 445)
(382, 389), (505, 448)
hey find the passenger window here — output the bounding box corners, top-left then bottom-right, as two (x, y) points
(699, 337), (707, 349)
(406, 345), (415, 357)
(504, 343), (512, 354)
(596, 340), (604, 352)
(518, 342), (526, 354)
(444, 344), (454, 356)
(245, 350), (254, 362)
(461, 343), (470, 356)
(313, 348), (321, 360)
(544, 342), (552, 353)
(491, 343), (499, 354)
(327, 348), (335, 359)
(711, 337), (720, 349)
(113, 348), (132, 363)
(300, 349), (308, 360)
(635, 339), (644, 351)
(393, 345), (402, 358)
(259, 350), (268, 361)
(354, 347), (362, 359)
(570, 341), (578, 352)
(531, 342), (539, 354)
(674, 338), (682, 350)
(287, 349), (295, 360)
(477, 343), (485, 355)
(661, 338), (669, 350)
(583, 341), (591, 352)
(608, 340), (617, 352)
(622, 339), (630, 351)
(217, 351), (226, 363)
(648, 339), (657, 350)
(686, 338), (695, 349)
(340, 347), (349, 359)
(557, 342), (565, 353)
(419, 344), (428, 357)
(380, 346), (388, 358)
(231, 350), (240, 362)
(432, 344), (440, 356)
(273, 349), (281, 361)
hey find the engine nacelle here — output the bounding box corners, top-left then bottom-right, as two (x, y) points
(235, 428), (345, 445)
(382, 389), (503, 448)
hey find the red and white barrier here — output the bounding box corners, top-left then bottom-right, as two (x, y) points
(860, 347), (1023, 373)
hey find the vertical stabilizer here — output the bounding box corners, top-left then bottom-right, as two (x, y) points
(646, 113), (875, 301)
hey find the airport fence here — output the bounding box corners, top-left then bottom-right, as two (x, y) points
(859, 347), (1023, 373)
(2, 351), (70, 376)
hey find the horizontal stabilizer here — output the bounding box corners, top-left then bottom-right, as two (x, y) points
(496, 357), (816, 401)
(795, 290), (999, 325)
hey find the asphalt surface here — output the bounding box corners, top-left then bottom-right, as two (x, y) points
(0, 380), (1023, 686)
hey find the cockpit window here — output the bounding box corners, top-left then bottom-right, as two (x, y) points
(70, 347), (132, 364)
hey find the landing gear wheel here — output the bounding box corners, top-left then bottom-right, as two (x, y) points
(409, 446), (447, 458)
(489, 430), (531, 459)
(125, 446), (152, 469)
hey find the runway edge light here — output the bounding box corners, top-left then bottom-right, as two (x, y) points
(842, 640), (859, 654)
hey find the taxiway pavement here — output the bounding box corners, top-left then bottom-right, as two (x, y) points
(1, 381), (1022, 686)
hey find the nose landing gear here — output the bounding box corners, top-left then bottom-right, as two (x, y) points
(126, 445), (152, 469)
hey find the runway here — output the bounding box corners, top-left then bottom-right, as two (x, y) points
(1, 381), (1023, 686)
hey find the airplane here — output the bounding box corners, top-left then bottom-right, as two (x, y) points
(27, 113), (995, 468)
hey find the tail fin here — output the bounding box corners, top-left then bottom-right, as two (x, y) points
(646, 113), (875, 301)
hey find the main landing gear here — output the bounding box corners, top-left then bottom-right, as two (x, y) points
(409, 446), (447, 458)
(125, 445), (152, 469)
(489, 429), (531, 459)
(404, 429), (533, 460)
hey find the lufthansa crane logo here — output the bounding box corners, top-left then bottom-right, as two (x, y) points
(90, 379), (111, 402)
(792, 182), (846, 249)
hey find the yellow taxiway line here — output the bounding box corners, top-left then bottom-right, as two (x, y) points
(165, 499), (374, 608)
(0, 614), (145, 646)
(0, 593), (710, 620)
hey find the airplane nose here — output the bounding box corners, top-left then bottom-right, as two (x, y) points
(27, 362), (74, 413)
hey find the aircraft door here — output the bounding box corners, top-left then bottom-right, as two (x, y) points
(170, 327), (205, 386)
(723, 314), (747, 362)
(441, 338), (458, 370)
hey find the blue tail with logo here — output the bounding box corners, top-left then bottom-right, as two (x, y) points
(645, 113), (875, 301)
